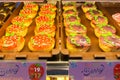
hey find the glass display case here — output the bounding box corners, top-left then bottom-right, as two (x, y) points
(0, 0), (120, 80)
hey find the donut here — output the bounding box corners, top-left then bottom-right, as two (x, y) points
(34, 24), (56, 37)
(85, 9), (103, 20)
(94, 24), (116, 38)
(64, 15), (81, 27)
(65, 23), (87, 36)
(28, 35), (55, 51)
(35, 15), (54, 27)
(19, 9), (37, 19)
(40, 4), (56, 12)
(23, 2), (38, 11)
(99, 33), (120, 52)
(5, 24), (28, 37)
(81, 2), (97, 13)
(0, 35), (25, 52)
(11, 16), (32, 27)
(66, 34), (91, 52)
(63, 9), (78, 18)
(91, 15), (108, 28)
(39, 9), (56, 19)
(63, 2), (76, 11)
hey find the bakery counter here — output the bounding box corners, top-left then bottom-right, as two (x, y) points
(60, 2), (120, 60)
(0, 2), (60, 60)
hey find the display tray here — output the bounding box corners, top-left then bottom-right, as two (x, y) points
(0, 2), (17, 28)
(0, 2), (60, 60)
(61, 2), (120, 60)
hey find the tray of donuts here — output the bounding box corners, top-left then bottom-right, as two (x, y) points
(0, 2), (18, 28)
(61, 2), (120, 60)
(0, 2), (60, 60)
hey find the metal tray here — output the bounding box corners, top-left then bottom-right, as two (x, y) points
(61, 2), (120, 60)
(0, 2), (60, 60)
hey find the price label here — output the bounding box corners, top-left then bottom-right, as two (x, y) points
(29, 63), (44, 80)
(0, 61), (46, 80)
(69, 61), (120, 80)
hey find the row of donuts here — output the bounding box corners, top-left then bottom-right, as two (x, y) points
(0, 2), (38, 52)
(29, 3), (57, 51)
(63, 2), (91, 52)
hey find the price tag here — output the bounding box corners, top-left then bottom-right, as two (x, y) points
(29, 63), (45, 80)
(0, 61), (46, 80)
(69, 61), (120, 80)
